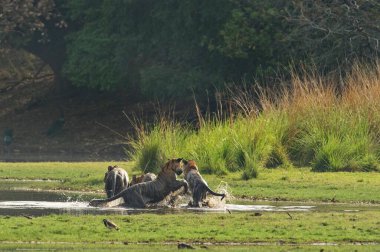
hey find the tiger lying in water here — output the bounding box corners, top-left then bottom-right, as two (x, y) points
(89, 158), (188, 208)
(183, 160), (226, 207)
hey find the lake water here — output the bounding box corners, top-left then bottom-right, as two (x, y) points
(0, 189), (377, 216)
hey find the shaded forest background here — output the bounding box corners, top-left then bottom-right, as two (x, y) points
(0, 0), (379, 161)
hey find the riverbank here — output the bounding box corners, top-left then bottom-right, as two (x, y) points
(1, 162), (379, 203)
(1, 162), (379, 251)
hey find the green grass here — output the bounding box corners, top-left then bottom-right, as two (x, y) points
(212, 168), (380, 203)
(1, 162), (380, 203)
(1, 244), (379, 252)
(129, 114), (291, 179)
(0, 162), (379, 250)
(128, 63), (380, 178)
(128, 120), (191, 174)
(0, 162), (132, 192)
(128, 104), (380, 177)
(0, 212), (379, 244)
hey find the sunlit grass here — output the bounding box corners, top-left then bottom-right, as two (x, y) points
(128, 120), (191, 174)
(281, 65), (380, 172)
(129, 63), (380, 178)
(0, 162), (132, 191)
(212, 168), (380, 203)
(0, 212), (379, 244)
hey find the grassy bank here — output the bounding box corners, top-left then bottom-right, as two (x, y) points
(0, 212), (379, 244)
(129, 63), (380, 179)
(1, 162), (380, 203)
(1, 244), (379, 252)
(0, 162), (131, 192)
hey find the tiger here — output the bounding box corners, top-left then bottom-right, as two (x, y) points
(182, 159), (226, 207)
(130, 172), (157, 186)
(90, 158), (188, 208)
(103, 165), (129, 198)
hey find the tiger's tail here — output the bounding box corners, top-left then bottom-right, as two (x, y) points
(205, 185), (226, 201)
(89, 187), (128, 207)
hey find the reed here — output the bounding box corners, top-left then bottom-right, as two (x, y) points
(129, 62), (380, 178)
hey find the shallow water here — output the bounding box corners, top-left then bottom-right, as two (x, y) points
(0, 189), (378, 216)
(0, 200), (314, 216)
(0, 189), (94, 201)
(0, 189), (314, 216)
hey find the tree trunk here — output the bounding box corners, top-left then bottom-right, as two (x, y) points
(24, 29), (70, 93)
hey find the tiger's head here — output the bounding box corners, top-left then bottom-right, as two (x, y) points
(182, 159), (198, 177)
(162, 158), (184, 176)
(130, 174), (145, 186)
(103, 165), (118, 183)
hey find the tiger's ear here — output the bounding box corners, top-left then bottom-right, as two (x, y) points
(182, 159), (188, 165)
(108, 166), (113, 171)
(176, 158), (183, 163)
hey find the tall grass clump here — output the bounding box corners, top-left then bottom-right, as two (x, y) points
(128, 119), (192, 173)
(235, 112), (291, 179)
(186, 120), (235, 175)
(128, 110), (291, 178)
(184, 97), (291, 178)
(282, 63), (380, 172)
(128, 62), (380, 178)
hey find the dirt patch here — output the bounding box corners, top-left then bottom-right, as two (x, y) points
(1, 85), (128, 161)
(0, 78), (195, 161)
(0, 76), (147, 161)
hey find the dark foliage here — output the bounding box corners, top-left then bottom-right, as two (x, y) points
(1, 0), (379, 99)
